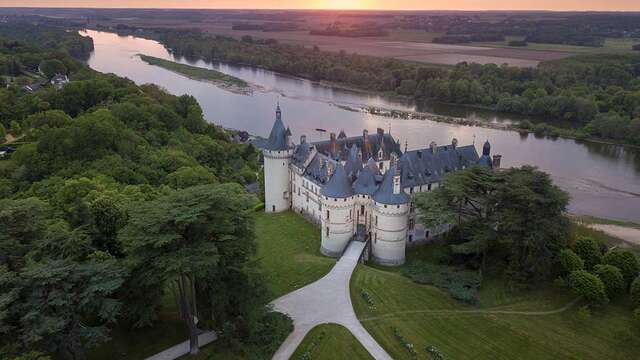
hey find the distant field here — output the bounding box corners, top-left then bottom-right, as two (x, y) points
(470, 36), (640, 54)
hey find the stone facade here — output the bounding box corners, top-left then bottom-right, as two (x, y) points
(261, 105), (494, 266)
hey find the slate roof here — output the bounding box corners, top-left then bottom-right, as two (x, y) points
(264, 115), (292, 151)
(321, 163), (354, 198)
(372, 165), (411, 205)
(399, 144), (479, 187)
(312, 132), (401, 162)
(353, 166), (378, 196)
(292, 140), (313, 167)
(343, 144), (362, 179)
(303, 153), (335, 185)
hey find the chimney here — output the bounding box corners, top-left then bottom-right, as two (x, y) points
(393, 166), (401, 194)
(430, 141), (437, 154)
(451, 138), (458, 149)
(492, 154), (502, 169)
(363, 129), (371, 159)
(300, 135), (306, 144)
(329, 132), (337, 156)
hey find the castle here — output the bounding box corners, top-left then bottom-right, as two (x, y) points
(262, 104), (500, 266)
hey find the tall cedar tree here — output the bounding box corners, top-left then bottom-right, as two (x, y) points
(121, 183), (256, 355)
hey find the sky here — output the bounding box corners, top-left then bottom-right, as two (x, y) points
(1, 0), (640, 11)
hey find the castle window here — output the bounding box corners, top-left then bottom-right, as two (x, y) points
(326, 210), (330, 220)
(360, 205), (365, 215)
(326, 227), (329, 236)
(410, 187), (414, 194)
(384, 205), (387, 208)
(409, 219), (415, 230)
(428, 183), (432, 191)
(374, 232), (377, 243)
(375, 216), (378, 226)
(425, 230), (430, 238)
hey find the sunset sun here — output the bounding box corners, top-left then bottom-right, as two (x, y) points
(312, 0), (371, 9)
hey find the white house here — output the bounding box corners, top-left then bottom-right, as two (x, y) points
(261, 104), (499, 266)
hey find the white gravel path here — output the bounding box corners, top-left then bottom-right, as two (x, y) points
(270, 241), (392, 360)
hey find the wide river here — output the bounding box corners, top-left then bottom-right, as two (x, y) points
(82, 30), (640, 223)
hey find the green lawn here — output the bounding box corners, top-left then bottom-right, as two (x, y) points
(349, 242), (640, 360)
(138, 54), (248, 88)
(290, 324), (374, 360)
(255, 211), (335, 299)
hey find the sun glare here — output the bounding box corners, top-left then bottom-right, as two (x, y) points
(311, 0), (371, 10)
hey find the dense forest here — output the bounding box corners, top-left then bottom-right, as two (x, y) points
(122, 27), (640, 145)
(0, 23), (291, 359)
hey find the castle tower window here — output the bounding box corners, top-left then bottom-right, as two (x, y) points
(326, 210), (330, 220)
(326, 227), (329, 236)
(360, 205), (365, 215)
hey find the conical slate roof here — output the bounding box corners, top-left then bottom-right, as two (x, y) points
(373, 165), (410, 205)
(353, 166), (378, 195)
(321, 163), (354, 198)
(264, 108), (291, 151)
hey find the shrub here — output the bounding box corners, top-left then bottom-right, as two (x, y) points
(573, 237), (602, 269)
(575, 305), (591, 323)
(426, 345), (445, 360)
(569, 270), (608, 306)
(603, 249), (640, 284)
(631, 277), (640, 309)
(402, 262), (481, 303)
(559, 249), (584, 275)
(594, 264), (625, 298)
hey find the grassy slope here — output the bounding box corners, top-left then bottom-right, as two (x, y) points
(349, 225), (640, 360)
(138, 54), (248, 87)
(469, 36), (639, 54)
(255, 211), (335, 300)
(290, 324), (374, 360)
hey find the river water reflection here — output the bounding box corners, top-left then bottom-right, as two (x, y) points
(82, 30), (640, 222)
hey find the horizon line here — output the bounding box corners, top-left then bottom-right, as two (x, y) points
(2, 6), (640, 12)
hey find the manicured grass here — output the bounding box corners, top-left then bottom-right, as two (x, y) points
(290, 324), (374, 360)
(350, 244), (640, 360)
(87, 312), (187, 360)
(138, 54), (248, 88)
(255, 211), (335, 299)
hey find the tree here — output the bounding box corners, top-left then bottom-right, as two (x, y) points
(593, 264), (625, 298)
(573, 236), (602, 270)
(39, 59), (67, 79)
(164, 166), (217, 189)
(569, 270), (608, 306)
(631, 276), (640, 309)
(417, 166), (570, 282)
(120, 183), (256, 355)
(558, 249), (584, 275)
(603, 249), (640, 285)
(0, 122), (5, 143)
(0, 258), (125, 359)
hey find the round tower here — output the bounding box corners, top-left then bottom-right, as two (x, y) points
(263, 104), (294, 213)
(371, 165), (410, 266)
(320, 163), (355, 257)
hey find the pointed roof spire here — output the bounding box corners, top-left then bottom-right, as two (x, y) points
(264, 103), (290, 151)
(321, 163), (354, 198)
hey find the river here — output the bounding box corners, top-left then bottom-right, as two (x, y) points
(81, 29), (640, 223)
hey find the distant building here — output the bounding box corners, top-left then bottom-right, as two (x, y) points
(261, 104), (500, 266)
(21, 80), (45, 93)
(50, 74), (69, 89)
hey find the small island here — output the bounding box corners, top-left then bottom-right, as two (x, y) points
(138, 54), (250, 94)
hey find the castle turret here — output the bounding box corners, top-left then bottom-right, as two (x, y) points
(320, 163), (355, 257)
(263, 104), (295, 213)
(371, 164), (410, 266)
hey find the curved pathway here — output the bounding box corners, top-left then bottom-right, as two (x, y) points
(271, 241), (392, 360)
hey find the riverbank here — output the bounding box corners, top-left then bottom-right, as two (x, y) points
(138, 54), (252, 95)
